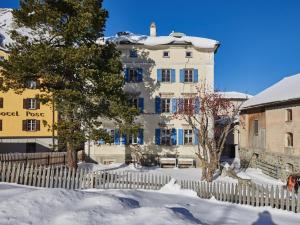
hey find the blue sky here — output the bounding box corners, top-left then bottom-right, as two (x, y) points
(2, 0), (300, 95)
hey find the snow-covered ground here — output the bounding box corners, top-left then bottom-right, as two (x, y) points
(79, 162), (285, 187)
(0, 182), (299, 225)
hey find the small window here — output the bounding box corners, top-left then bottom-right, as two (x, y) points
(163, 51), (169, 58)
(286, 109), (292, 122)
(253, 120), (259, 136)
(184, 129), (193, 145)
(286, 132), (293, 147)
(161, 129), (171, 146)
(28, 99), (37, 109)
(0, 98), (3, 108)
(0, 56), (4, 62)
(129, 98), (138, 109)
(186, 51), (192, 58)
(184, 69), (193, 82)
(26, 80), (37, 89)
(129, 49), (137, 58)
(110, 129), (115, 143)
(23, 119), (40, 132)
(162, 69), (171, 82)
(0, 120), (2, 131)
(128, 134), (138, 144)
(161, 98), (171, 113)
(128, 69), (138, 82)
(183, 98), (194, 114)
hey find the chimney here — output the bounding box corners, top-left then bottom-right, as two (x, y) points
(150, 22), (156, 37)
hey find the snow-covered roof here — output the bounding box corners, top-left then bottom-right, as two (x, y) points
(218, 91), (252, 100)
(105, 31), (219, 50)
(242, 73), (300, 109)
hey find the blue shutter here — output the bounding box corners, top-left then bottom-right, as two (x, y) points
(114, 129), (120, 145)
(137, 68), (143, 82)
(193, 69), (198, 83)
(155, 128), (161, 145)
(155, 97), (161, 114)
(171, 128), (177, 145)
(180, 69), (185, 83)
(157, 69), (162, 82)
(138, 129), (144, 145)
(171, 69), (176, 83)
(138, 98), (144, 113)
(193, 128), (199, 145)
(171, 98), (177, 113)
(195, 97), (200, 114)
(178, 129), (184, 145)
(121, 133), (127, 145)
(124, 68), (129, 83)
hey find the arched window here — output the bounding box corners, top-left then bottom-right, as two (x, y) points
(286, 132), (293, 147)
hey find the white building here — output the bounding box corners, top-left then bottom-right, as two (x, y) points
(85, 23), (220, 165)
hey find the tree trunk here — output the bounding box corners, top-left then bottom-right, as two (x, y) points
(67, 141), (77, 169)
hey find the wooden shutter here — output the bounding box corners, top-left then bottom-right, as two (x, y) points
(36, 120), (40, 131)
(23, 99), (28, 109)
(0, 98), (3, 108)
(0, 120), (2, 131)
(36, 99), (40, 109)
(22, 120), (27, 131)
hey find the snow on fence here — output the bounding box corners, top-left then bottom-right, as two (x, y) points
(0, 151), (85, 166)
(0, 161), (299, 213)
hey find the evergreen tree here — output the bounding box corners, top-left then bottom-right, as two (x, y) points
(0, 0), (138, 168)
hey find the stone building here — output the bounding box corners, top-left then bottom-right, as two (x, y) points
(239, 74), (300, 179)
(85, 23), (220, 165)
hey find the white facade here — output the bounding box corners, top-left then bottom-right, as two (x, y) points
(85, 26), (219, 165)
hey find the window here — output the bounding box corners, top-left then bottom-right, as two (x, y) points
(184, 129), (193, 145)
(162, 69), (171, 82)
(129, 98), (138, 109)
(128, 134), (138, 144)
(286, 132), (293, 147)
(163, 51), (169, 58)
(185, 51), (192, 58)
(183, 98), (194, 114)
(129, 49), (137, 58)
(253, 120), (259, 136)
(23, 120), (40, 132)
(128, 69), (138, 82)
(0, 98), (3, 108)
(286, 109), (292, 122)
(110, 130), (115, 143)
(161, 98), (171, 113)
(0, 120), (2, 131)
(26, 80), (37, 89)
(184, 69), (193, 82)
(286, 163), (294, 173)
(161, 129), (171, 145)
(0, 56), (4, 62)
(28, 99), (37, 109)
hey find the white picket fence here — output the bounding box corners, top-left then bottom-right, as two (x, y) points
(0, 161), (299, 213)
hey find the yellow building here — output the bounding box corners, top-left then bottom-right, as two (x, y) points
(0, 48), (57, 153)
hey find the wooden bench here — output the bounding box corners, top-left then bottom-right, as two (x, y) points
(177, 158), (195, 168)
(159, 157), (176, 168)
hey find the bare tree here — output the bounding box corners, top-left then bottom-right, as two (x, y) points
(174, 85), (241, 182)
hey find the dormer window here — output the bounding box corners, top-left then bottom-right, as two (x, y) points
(185, 51), (192, 58)
(129, 49), (137, 58)
(0, 56), (4, 62)
(26, 80), (37, 89)
(163, 51), (169, 58)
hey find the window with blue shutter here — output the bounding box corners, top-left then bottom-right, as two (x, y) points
(178, 129), (184, 145)
(138, 129), (144, 145)
(195, 97), (200, 114)
(114, 129), (120, 145)
(171, 69), (176, 83)
(155, 97), (161, 114)
(121, 133), (127, 145)
(180, 69), (184, 83)
(171, 128), (177, 145)
(138, 98), (144, 113)
(124, 68), (129, 83)
(193, 128), (199, 145)
(137, 68), (143, 82)
(193, 69), (198, 83)
(155, 128), (161, 145)
(157, 69), (162, 82)
(171, 98), (177, 113)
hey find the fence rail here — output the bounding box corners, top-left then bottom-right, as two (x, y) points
(0, 161), (299, 213)
(0, 151), (85, 166)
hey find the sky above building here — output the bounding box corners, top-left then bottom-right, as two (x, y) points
(1, 0), (300, 95)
